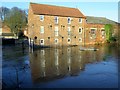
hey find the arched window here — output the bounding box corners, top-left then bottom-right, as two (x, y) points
(79, 18), (82, 23)
(68, 17), (71, 24)
(40, 15), (44, 21)
(34, 36), (37, 43)
(68, 38), (71, 43)
(55, 16), (58, 24)
(78, 27), (82, 34)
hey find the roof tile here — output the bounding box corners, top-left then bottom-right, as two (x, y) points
(30, 2), (85, 18)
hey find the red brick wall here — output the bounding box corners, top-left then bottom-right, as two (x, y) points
(28, 5), (86, 47)
(85, 23), (106, 45)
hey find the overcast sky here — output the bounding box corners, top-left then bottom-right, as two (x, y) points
(1, 0), (119, 22)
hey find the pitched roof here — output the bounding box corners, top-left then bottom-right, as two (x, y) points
(86, 16), (117, 25)
(30, 2), (85, 18)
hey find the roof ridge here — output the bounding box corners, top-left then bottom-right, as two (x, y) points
(87, 16), (106, 19)
(86, 16), (117, 24)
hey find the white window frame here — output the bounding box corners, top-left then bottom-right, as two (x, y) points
(68, 27), (71, 35)
(40, 15), (44, 21)
(101, 28), (105, 38)
(90, 28), (97, 39)
(40, 26), (44, 34)
(68, 17), (71, 24)
(90, 28), (97, 35)
(79, 38), (82, 42)
(55, 16), (59, 24)
(40, 39), (44, 45)
(55, 26), (58, 36)
(55, 38), (58, 44)
(67, 38), (71, 43)
(79, 18), (82, 23)
(24, 30), (27, 35)
(78, 27), (82, 34)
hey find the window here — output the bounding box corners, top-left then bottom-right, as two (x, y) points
(68, 17), (71, 24)
(48, 37), (50, 39)
(101, 29), (105, 38)
(68, 27), (71, 35)
(79, 38), (82, 42)
(40, 39), (44, 45)
(40, 26), (44, 34)
(78, 27), (82, 34)
(24, 30), (27, 35)
(49, 24), (52, 30)
(79, 18), (82, 23)
(34, 36), (37, 43)
(90, 28), (96, 39)
(68, 38), (71, 43)
(55, 16), (58, 24)
(55, 26), (58, 36)
(91, 29), (96, 34)
(40, 15), (44, 21)
(55, 38), (58, 44)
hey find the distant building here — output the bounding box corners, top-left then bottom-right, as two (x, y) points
(0, 21), (18, 45)
(1, 23), (16, 39)
(0, 19), (18, 39)
(85, 16), (118, 44)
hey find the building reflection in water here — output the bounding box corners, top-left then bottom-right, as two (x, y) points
(67, 47), (71, 73)
(55, 49), (59, 76)
(40, 50), (46, 77)
(29, 45), (118, 83)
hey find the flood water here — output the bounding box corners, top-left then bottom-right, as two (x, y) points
(2, 44), (119, 88)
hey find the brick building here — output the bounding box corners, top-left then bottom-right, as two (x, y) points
(28, 3), (86, 47)
(85, 16), (118, 45)
(0, 21), (16, 39)
(85, 23), (105, 45)
(28, 3), (119, 47)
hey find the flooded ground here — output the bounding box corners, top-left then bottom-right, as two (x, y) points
(2, 44), (119, 88)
